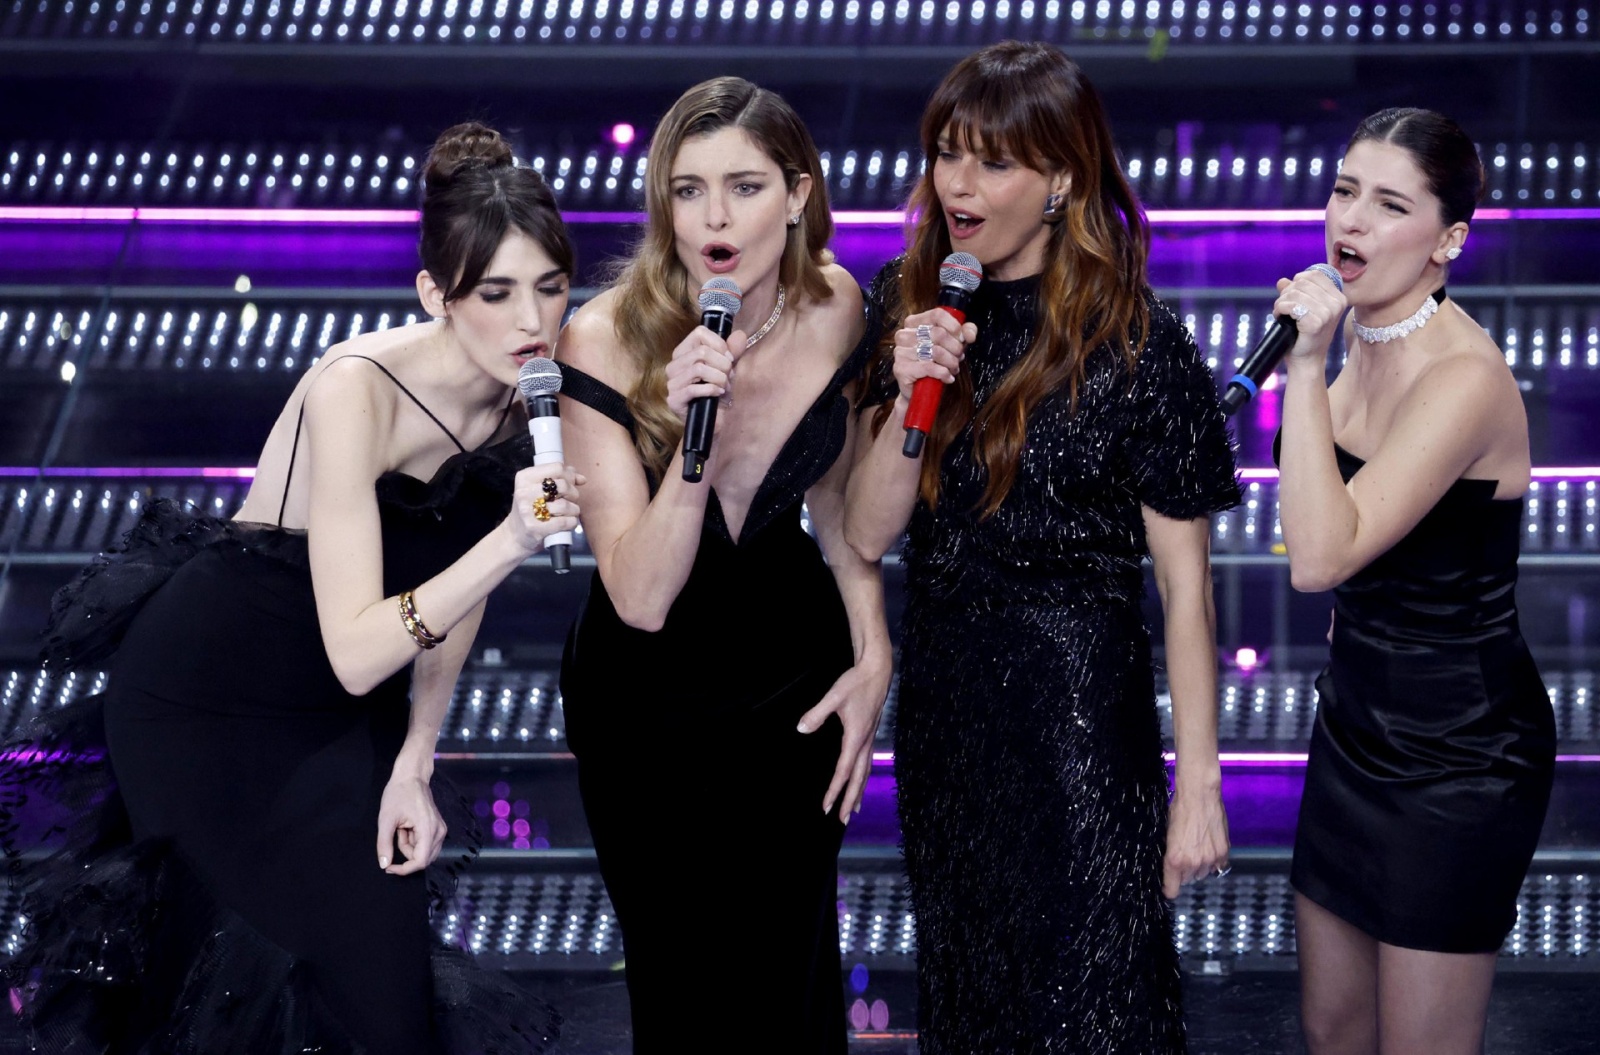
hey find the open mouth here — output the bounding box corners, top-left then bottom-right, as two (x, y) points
(947, 210), (985, 238)
(702, 242), (740, 272)
(513, 343), (548, 362)
(1334, 244), (1367, 282)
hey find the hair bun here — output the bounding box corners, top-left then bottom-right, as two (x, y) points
(423, 121), (515, 190)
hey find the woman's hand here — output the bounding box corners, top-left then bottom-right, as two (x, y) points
(664, 325), (746, 422)
(797, 653), (893, 822)
(891, 308), (976, 403)
(1163, 780), (1231, 898)
(376, 773), (446, 875)
(1273, 267), (1348, 361)
(505, 464), (584, 554)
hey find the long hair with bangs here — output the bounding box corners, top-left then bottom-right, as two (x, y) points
(870, 42), (1151, 516)
(610, 77), (836, 481)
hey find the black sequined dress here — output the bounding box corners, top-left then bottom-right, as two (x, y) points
(0, 362), (559, 1053)
(558, 343), (868, 1053)
(867, 265), (1240, 1054)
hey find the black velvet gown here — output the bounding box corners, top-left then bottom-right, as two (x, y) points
(867, 264), (1240, 1054)
(1290, 442), (1556, 952)
(1, 362), (559, 1053)
(557, 345), (866, 1055)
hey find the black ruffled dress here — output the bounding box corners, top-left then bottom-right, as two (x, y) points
(866, 264), (1240, 1054)
(0, 364), (560, 1053)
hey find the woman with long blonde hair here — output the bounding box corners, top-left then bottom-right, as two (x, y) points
(845, 42), (1237, 1052)
(556, 77), (889, 1052)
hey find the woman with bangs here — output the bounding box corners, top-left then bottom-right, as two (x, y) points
(845, 42), (1237, 1052)
(556, 76), (890, 1052)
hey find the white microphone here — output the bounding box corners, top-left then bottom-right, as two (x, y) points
(517, 357), (571, 574)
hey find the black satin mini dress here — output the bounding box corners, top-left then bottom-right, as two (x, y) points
(1291, 444), (1556, 953)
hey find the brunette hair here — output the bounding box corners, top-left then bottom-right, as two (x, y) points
(610, 77), (836, 480)
(870, 41), (1150, 516)
(1345, 107), (1485, 226)
(419, 121), (575, 302)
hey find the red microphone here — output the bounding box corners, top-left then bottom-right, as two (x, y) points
(902, 251), (983, 457)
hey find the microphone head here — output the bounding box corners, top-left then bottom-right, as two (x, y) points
(517, 356), (562, 399)
(1306, 262), (1345, 292)
(939, 252), (983, 293)
(698, 277), (743, 317)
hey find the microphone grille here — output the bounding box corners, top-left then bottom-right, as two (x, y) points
(517, 356), (562, 398)
(698, 277), (744, 316)
(939, 252), (983, 293)
(1306, 262), (1345, 292)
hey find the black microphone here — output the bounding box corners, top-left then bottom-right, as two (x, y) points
(682, 277), (742, 483)
(1222, 263), (1345, 416)
(517, 357), (571, 574)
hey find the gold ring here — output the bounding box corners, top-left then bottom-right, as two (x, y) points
(541, 477), (559, 499)
(531, 496), (552, 522)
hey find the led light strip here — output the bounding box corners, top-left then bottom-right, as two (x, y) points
(1, 206), (1598, 226)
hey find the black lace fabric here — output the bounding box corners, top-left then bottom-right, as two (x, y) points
(4, 458), (560, 1052)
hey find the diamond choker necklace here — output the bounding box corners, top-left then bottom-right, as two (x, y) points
(1353, 288), (1446, 344)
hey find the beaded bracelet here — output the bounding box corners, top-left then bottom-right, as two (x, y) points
(399, 590), (446, 650)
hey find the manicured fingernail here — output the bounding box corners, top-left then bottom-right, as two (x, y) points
(842, 812), (851, 826)
(796, 720), (810, 733)
(378, 857), (389, 869)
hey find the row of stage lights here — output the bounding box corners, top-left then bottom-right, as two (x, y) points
(6, 1), (1592, 45)
(4, 300), (1598, 379)
(3, 662), (1593, 749)
(3, 140), (1596, 209)
(7, 472), (1596, 557)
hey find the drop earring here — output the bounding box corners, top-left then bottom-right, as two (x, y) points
(1043, 192), (1065, 224)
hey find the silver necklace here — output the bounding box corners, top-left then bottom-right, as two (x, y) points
(742, 284), (785, 350)
(1353, 291), (1441, 344)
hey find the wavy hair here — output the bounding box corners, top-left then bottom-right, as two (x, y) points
(869, 42), (1151, 516)
(610, 77), (836, 480)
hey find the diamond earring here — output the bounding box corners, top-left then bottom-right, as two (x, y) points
(1445, 246), (1462, 260)
(1043, 192), (1065, 224)
(787, 213), (800, 226)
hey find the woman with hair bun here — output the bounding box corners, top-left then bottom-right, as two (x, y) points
(1275, 107), (1554, 1055)
(1, 121), (574, 1053)
(557, 76), (889, 1052)
(845, 42), (1236, 1052)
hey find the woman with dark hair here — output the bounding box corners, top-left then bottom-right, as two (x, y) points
(844, 42), (1237, 1052)
(556, 76), (889, 1052)
(2, 122), (575, 1053)
(1274, 107), (1554, 1055)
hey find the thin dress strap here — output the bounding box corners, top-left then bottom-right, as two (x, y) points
(274, 353), (474, 527)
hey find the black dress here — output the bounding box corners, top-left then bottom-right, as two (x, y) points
(1, 359), (559, 1053)
(1290, 443), (1556, 953)
(558, 345), (866, 1054)
(868, 266), (1240, 1054)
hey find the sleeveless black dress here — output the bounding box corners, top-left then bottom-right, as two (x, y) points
(865, 265), (1240, 1055)
(1289, 442), (1556, 952)
(557, 343), (867, 1054)
(1, 358), (559, 1053)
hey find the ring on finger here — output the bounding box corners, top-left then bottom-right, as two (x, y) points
(1290, 303), (1309, 321)
(531, 495), (552, 523)
(541, 477), (559, 499)
(915, 323), (934, 362)
(1213, 865), (1232, 878)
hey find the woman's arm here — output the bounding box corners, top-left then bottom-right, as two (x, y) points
(375, 600), (486, 874)
(799, 374), (895, 821)
(842, 307), (973, 560)
(1274, 273), (1506, 591)
(302, 357), (578, 696)
(1144, 508), (1230, 899)
(556, 303), (733, 632)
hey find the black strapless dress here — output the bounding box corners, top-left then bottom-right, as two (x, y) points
(1, 367), (559, 1053)
(1291, 444), (1557, 953)
(557, 346), (866, 1055)
(865, 264), (1241, 1055)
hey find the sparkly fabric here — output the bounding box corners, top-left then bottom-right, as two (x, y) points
(865, 261), (1240, 1054)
